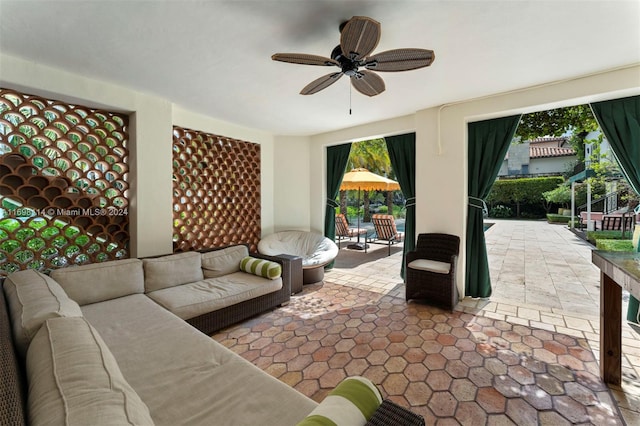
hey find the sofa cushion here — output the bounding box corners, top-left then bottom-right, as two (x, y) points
(50, 258), (144, 306)
(3, 269), (83, 357)
(201, 245), (249, 278)
(26, 316), (154, 426)
(143, 252), (204, 292)
(240, 256), (282, 280)
(81, 294), (317, 426)
(296, 376), (382, 426)
(146, 272), (282, 320)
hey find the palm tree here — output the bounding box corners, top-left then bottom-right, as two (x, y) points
(345, 139), (395, 222)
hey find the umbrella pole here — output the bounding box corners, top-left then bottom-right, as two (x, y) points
(348, 187), (367, 251)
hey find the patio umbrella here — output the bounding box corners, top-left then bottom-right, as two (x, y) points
(339, 168), (400, 250)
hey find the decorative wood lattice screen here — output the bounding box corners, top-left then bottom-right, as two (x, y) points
(173, 127), (261, 252)
(0, 89), (129, 277)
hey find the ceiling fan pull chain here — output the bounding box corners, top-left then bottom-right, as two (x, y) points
(349, 83), (352, 115)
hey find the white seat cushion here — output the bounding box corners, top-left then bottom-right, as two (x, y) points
(407, 259), (451, 274)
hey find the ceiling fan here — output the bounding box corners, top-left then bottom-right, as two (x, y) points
(271, 16), (435, 97)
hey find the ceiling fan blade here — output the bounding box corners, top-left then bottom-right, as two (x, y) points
(340, 16), (381, 60)
(300, 72), (343, 95)
(364, 48), (435, 72)
(272, 53), (338, 66)
(351, 71), (385, 97)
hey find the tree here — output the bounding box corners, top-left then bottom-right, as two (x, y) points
(516, 105), (599, 162)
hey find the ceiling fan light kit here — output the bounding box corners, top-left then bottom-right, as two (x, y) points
(272, 16), (435, 97)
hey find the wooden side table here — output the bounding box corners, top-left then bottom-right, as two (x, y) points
(592, 250), (640, 385)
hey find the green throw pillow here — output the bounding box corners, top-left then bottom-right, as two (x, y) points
(239, 256), (282, 280)
(296, 377), (382, 426)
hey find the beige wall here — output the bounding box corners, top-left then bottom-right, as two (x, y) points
(272, 135), (311, 232)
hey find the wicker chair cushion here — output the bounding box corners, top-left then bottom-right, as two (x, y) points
(3, 269), (83, 357)
(143, 251), (204, 292)
(201, 245), (248, 278)
(407, 259), (451, 274)
(51, 258), (144, 306)
(297, 376), (382, 426)
(27, 317), (153, 426)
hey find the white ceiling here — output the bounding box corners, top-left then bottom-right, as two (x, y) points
(1, 1), (639, 136)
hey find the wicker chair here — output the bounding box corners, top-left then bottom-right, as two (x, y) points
(371, 214), (404, 256)
(335, 213), (368, 250)
(405, 233), (460, 310)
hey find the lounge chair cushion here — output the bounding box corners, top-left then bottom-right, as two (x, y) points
(50, 258), (144, 306)
(3, 269), (83, 357)
(407, 259), (451, 274)
(143, 251), (204, 292)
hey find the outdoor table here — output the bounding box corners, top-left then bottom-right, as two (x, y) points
(591, 250), (640, 385)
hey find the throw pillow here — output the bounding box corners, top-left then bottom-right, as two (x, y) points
(296, 376), (382, 426)
(239, 256), (282, 280)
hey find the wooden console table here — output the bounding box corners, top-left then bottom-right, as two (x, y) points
(592, 250), (640, 385)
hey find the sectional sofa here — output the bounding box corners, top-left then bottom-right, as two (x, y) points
(0, 244), (319, 425)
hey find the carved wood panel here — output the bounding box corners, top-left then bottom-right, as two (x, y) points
(172, 127), (261, 252)
(0, 89), (129, 277)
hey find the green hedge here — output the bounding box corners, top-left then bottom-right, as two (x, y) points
(596, 239), (634, 251)
(487, 177), (564, 217)
(586, 230), (629, 245)
(546, 214), (577, 224)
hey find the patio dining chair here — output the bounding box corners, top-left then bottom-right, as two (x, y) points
(370, 214), (403, 256)
(335, 214), (368, 250)
(405, 233), (460, 310)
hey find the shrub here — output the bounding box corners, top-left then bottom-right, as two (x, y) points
(546, 214), (577, 224)
(490, 205), (512, 218)
(586, 230), (628, 245)
(596, 239), (634, 251)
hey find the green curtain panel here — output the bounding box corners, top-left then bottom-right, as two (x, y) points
(466, 115), (521, 298)
(385, 133), (416, 279)
(324, 143), (352, 269)
(591, 95), (640, 323)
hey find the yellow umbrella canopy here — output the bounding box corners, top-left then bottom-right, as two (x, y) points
(340, 168), (401, 191)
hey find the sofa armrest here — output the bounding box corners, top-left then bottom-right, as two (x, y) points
(251, 252), (293, 300)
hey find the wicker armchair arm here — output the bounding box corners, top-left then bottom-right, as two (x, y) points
(365, 399), (425, 426)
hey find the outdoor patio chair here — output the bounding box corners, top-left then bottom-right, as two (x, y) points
(405, 233), (460, 310)
(335, 214), (368, 250)
(370, 214), (403, 256)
